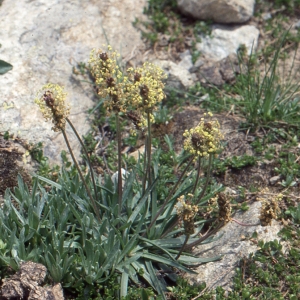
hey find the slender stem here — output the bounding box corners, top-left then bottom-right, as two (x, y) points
(146, 112), (152, 187)
(184, 221), (224, 250)
(192, 156), (202, 195)
(61, 129), (101, 222)
(195, 154), (213, 205)
(116, 114), (123, 214)
(176, 234), (190, 260)
(143, 156), (194, 236)
(142, 112), (152, 195)
(66, 118), (98, 203)
(231, 218), (260, 227)
(142, 140), (148, 194)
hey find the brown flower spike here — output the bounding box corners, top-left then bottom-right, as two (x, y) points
(35, 84), (70, 132)
(176, 194), (199, 235)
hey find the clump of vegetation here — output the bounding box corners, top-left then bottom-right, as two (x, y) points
(233, 31), (300, 130)
(2, 1), (300, 298)
(0, 46), (234, 299)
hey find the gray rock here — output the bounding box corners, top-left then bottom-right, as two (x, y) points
(0, 0), (146, 166)
(177, 0), (255, 24)
(196, 25), (260, 61)
(185, 201), (283, 291)
(190, 57), (205, 72)
(196, 54), (240, 86)
(198, 63), (224, 86)
(159, 60), (196, 89)
(178, 50), (194, 70)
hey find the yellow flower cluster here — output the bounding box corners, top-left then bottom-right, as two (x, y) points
(89, 46), (166, 131)
(126, 62), (166, 111)
(176, 194), (199, 234)
(125, 63), (166, 130)
(183, 113), (223, 157)
(89, 46), (128, 113)
(35, 83), (70, 132)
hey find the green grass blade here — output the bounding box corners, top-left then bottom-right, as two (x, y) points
(145, 260), (166, 299)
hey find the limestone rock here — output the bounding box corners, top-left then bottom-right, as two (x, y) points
(196, 25), (260, 61)
(178, 50), (194, 70)
(177, 0), (255, 24)
(159, 60), (196, 89)
(0, 0), (146, 166)
(185, 201), (283, 291)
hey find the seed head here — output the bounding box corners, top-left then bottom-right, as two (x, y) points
(89, 46), (127, 113)
(259, 193), (281, 226)
(126, 62), (166, 113)
(35, 83), (70, 132)
(176, 194), (199, 235)
(217, 192), (231, 223)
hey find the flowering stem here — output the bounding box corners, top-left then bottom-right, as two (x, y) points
(192, 156), (202, 195)
(116, 114), (123, 214)
(142, 143), (148, 194)
(61, 129), (101, 222)
(176, 234), (190, 260)
(66, 118), (98, 203)
(144, 155), (194, 236)
(184, 221), (224, 250)
(146, 111), (152, 187)
(142, 112), (152, 195)
(231, 218), (260, 227)
(195, 154), (213, 205)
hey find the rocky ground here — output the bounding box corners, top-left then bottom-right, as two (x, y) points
(0, 0), (300, 299)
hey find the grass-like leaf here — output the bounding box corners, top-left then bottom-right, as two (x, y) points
(0, 59), (13, 74)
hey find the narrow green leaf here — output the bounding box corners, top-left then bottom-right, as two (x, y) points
(127, 179), (157, 224)
(139, 236), (176, 260)
(122, 171), (135, 209)
(34, 174), (62, 189)
(10, 204), (25, 225)
(131, 261), (153, 287)
(142, 253), (197, 274)
(0, 60), (13, 74)
(120, 268), (129, 298)
(151, 237), (186, 248)
(178, 254), (221, 264)
(67, 202), (83, 225)
(145, 261), (166, 299)
(117, 234), (139, 264)
(116, 253), (142, 271)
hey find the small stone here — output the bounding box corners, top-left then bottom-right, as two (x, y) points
(269, 175), (281, 185)
(159, 60), (195, 89)
(0, 262), (64, 300)
(224, 187), (237, 195)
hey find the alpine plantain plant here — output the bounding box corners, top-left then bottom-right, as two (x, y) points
(0, 46), (227, 299)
